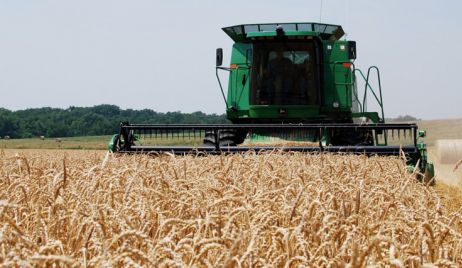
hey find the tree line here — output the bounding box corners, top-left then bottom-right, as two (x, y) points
(0, 105), (229, 138)
(386, 115), (419, 122)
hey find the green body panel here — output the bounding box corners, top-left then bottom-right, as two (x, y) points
(322, 40), (352, 110)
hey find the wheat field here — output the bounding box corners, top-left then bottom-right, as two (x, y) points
(1, 149), (461, 267)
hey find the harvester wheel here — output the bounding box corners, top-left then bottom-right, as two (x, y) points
(203, 129), (247, 147)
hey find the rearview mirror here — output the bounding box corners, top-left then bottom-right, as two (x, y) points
(216, 48), (223, 66)
(348, 41), (356, 60)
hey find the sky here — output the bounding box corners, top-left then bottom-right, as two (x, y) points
(0, 0), (460, 119)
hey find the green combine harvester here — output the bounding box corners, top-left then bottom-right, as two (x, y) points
(109, 22), (434, 181)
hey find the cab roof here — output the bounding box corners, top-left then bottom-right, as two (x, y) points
(222, 22), (344, 42)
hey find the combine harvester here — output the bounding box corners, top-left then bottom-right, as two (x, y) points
(109, 22), (434, 181)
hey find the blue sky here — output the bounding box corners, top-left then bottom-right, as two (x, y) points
(0, 0), (460, 119)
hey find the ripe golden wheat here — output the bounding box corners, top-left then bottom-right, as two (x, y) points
(0, 149), (461, 267)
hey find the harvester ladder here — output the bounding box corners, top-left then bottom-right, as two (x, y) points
(333, 61), (356, 108)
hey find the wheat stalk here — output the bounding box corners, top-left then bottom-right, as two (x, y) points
(1, 150), (461, 266)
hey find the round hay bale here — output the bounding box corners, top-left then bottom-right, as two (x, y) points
(435, 139), (462, 164)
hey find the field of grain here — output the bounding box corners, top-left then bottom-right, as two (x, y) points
(1, 149), (462, 267)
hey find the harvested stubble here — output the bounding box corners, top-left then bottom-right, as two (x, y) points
(1, 149), (462, 267)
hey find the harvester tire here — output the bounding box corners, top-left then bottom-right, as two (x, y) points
(203, 129), (247, 147)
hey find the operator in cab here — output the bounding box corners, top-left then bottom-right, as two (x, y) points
(265, 49), (294, 104)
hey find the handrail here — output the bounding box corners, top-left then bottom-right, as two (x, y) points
(354, 67), (385, 122)
(365, 66), (384, 122)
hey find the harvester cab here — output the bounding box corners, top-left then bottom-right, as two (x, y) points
(109, 22), (434, 182)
